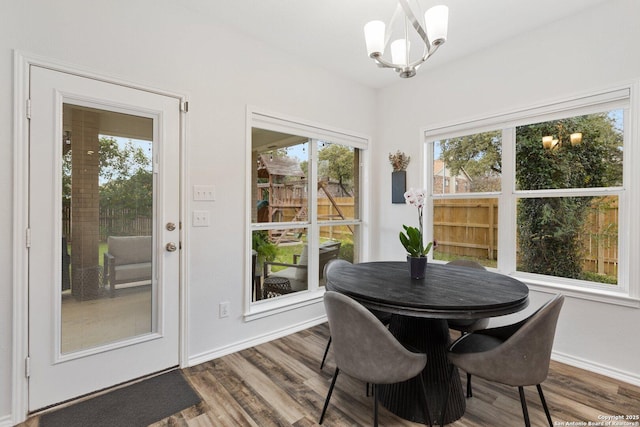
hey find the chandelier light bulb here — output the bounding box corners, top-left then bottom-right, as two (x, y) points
(364, 20), (386, 56)
(425, 5), (449, 46)
(570, 132), (583, 146)
(391, 39), (409, 66)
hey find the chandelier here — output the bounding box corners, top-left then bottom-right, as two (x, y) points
(364, 0), (449, 78)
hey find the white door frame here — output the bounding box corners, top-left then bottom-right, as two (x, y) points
(11, 50), (189, 424)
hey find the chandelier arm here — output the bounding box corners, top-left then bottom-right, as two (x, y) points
(371, 53), (402, 70)
(398, 0), (431, 48)
(406, 42), (441, 70)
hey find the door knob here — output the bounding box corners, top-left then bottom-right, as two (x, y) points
(166, 222), (176, 231)
(165, 242), (177, 252)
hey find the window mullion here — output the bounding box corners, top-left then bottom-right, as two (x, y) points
(307, 139), (319, 290)
(498, 127), (517, 274)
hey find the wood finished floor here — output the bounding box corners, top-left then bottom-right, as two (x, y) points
(24, 322), (640, 426)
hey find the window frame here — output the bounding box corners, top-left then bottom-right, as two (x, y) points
(423, 83), (640, 307)
(245, 107), (369, 320)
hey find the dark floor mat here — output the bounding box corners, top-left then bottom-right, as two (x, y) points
(39, 370), (201, 427)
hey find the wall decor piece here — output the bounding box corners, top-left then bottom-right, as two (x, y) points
(392, 170), (406, 203)
(389, 151), (410, 203)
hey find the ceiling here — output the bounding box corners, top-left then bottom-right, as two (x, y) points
(186, 0), (609, 89)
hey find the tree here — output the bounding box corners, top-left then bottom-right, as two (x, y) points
(318, 143), (354, 187)
(439, 131), (502, 192)
(98, 137), (153, 217)
(62, 136), (153, 236)
(515, 114), (622, 279)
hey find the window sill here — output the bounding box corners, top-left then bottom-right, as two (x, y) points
(513, 272), (640, 308)
(244, 288), (325, 321)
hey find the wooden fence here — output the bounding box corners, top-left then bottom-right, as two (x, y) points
(433, 199), (498, 260)
(433, 198), (618, 277)
(63, 206), (152, 242)
(62, 196), (617, 276)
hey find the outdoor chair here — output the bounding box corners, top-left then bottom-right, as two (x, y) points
(320, 291), (432, 427)
(263, 241), (341, 293)
(440, 294), (564, 427)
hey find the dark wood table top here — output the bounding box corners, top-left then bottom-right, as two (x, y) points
(326, 261), (529, 319)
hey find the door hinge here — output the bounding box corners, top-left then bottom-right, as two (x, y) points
(180, 101), (189, 113)
(25, 228), (31, 248)
(25, 356), (30, 378)
(26, 99), (32, 120)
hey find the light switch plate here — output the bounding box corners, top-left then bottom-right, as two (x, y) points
(193, 210), (210, 227)
(193, 185), (215, 201)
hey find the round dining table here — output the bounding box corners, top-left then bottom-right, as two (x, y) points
(325, 261), (529, 425)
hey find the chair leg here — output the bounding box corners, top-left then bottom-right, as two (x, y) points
(439, 365), (455, 427)
(466, 372), (473, 398)
(417, 374), (433, 427)
(518, 386), (531, 427)
(320, 336), (332, 369)
(537, 384), (553, 427)
(372, 384), (379, 427)
(319, 368), (340, 424)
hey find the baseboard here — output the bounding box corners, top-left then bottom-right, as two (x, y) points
(552, 350), (640, 387)
(0, 414), (13, 427)
(188, 315), (327, 367)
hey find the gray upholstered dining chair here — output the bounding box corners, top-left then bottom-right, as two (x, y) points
(445, 259), (490, 397)
(320, 291), (433, 427)
(320, 260), (392, 370)
(440, 294), (564, 427)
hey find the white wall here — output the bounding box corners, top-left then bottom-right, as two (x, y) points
(0, 0), (376, 422)
(3, 0), (639, 423)
(372, 0), (640, 384)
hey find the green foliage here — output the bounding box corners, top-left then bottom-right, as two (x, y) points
(517, 197), (590, 278)
(581, 271), (618, 285)
(515, 114), (622, 279)
(100, 169), (153, 213)
(338, 240), (354, 263)
(63, 136), (153, 212)
(440, 130), (502, 191)
(252, 231), (277, 262)
(318, 144), (354, 186)
(399, 225), (432, 257)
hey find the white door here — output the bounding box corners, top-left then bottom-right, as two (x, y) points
(28, 65), (181, 411)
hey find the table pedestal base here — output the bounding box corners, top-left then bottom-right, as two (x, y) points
(378, 316), (465, 425)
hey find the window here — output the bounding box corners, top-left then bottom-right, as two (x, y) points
(426, 87), (632, 300)
(248, 110), (367, 310)
(515, 112), (623, 284)
(431, 131), (502, 268)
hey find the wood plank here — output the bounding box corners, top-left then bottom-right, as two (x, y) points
(22, 323), (640, 427)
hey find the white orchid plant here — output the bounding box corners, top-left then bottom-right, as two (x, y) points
(399, 188), (433, 258)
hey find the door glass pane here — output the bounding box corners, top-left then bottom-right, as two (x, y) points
(61, 103), (154, 354)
